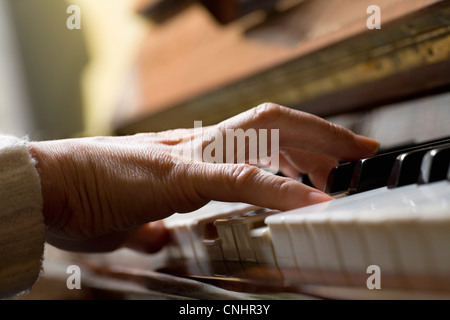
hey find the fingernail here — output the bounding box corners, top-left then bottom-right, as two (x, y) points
(308, 191), (333, 204)
(355, 134), (380, 154)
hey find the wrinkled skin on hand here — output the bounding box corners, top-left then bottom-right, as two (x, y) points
(28, 103), (379, 253)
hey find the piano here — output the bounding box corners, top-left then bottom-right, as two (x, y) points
(32, 0), (450, 300)
(61, 98), (450, 300)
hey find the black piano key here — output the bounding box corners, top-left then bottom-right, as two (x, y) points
(323, 141), (419, 196)
(387, 149), (428, 188)
(418, 146), (450, 184)
(324, 161), (357, 195)
(349, 137), (450, 194)
(297, 174), (315, 188)
(376, 140), (416, 155)
(349, 153), (399, 194)
(324, 140), (428, 195)
(386, 145), (450, 188)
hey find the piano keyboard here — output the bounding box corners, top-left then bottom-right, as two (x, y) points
(162, 136), (450, 293)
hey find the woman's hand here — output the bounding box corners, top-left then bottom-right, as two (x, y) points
(27, 103), (379, 253)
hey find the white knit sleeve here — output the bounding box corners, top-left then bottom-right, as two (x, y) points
(0, 135), (46, 299)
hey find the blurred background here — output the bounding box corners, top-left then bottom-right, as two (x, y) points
(0, 0), (145, 139)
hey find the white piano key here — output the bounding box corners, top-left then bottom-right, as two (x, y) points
(231, 209), (278, 262)
(249, 226), (283, 280)
(284, 213), (319, 284)
(215, 215), (240, 261)
(213, 205), (261, 262)
(203, 237), (224, 261)
(165, 201), (255, 274)
(389, 216), (437, 290)
(266, 187), (391, 285)
(306, 211), (347, 285)
(357, 207), (405, 288)
(379, 182), (450, 286)
(329, 210), (369, 286)
(382, 193), (431, 280)
(266, 200), (329, 283)
(411, 180), (450, 289)
(167, 223), (205, 275)
(417, 198), (450, 283)
(190, 205), (254, 263)
(165, 215), (197, 260)
(249, 226), (277, 266)
(265, 186), (391, 227)
(265, 199), (333, 225)
(267, 214), (299, 281)
(203, 238), (229, 276)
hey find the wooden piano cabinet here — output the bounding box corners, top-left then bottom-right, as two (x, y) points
(112, 0), (450, 135)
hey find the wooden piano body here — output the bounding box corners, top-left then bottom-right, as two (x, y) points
(38, 0), (450, 300)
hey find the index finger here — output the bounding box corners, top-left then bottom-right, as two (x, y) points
(219, 103), (380, 161)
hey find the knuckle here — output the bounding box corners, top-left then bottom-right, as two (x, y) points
(148, 151), (180, 184)
(252, 102), (284, 121)
(229, 164), (260, 186)
(275, 178), (298, 193)
(326, 121), (350, 138)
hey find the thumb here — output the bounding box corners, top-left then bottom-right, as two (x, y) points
(190, 163), (333, 212)
(125, 221), (170, 254)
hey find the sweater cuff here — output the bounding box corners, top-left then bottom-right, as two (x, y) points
(0, 135), (46, 298)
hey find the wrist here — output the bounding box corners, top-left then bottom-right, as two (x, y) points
(27, 141), (65, 228)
